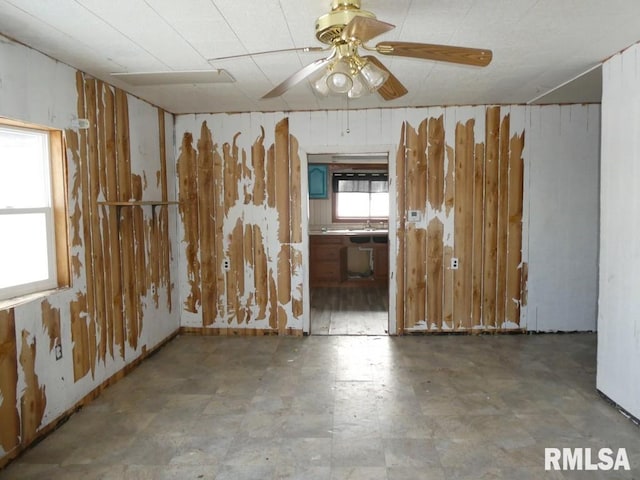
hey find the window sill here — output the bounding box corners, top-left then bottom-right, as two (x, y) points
(0, 286), (71, 311)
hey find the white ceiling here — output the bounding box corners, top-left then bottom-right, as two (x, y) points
(0, 0), (638, 114)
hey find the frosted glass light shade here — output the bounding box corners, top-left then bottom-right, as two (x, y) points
(326, 59), (353, 94)
(347, 74), (366, 98)
(359, 61), (389, 91)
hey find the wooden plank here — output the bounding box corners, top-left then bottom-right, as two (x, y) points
(226, 219), (243, 324)
(453, 120), (474, 329)
(496, 114), (511, 328)
(157, 109), (172, 311)
(19, 330), (46, 445)
(506, 131), (525, 326)
(0, 309), (20, 454)
(41, 300), (61, 353)
(268, 270), (278, 330)
(395, 124), (406, 334)
(131, 174), (146, 340)
(85, 78), (108, 363)
(50, 131), (70, 289)
(254, 226), (268, 320)
(443, 144), (455, 329)
(252, 127), (266, 206)
(243, 224), (254, 323)
(115, 89), (138, 350)
(223, 135), (239, 216)
(266, 145), (276, 209)
(426, 218), (444, 330)
(103, 85), (122, 359)
(482, 107), (500, 329)
(75, 72), (96, 347)
(177, 132), (201, 313)
(197, 122), (216, 326)
(275, 119), (291, 334)
(212, 146), (225, 320)
(427, 115), (445, 211)
(471, 142), (485, 327)
(290, 134), (302, 244)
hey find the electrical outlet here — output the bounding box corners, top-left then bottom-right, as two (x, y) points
(451, 257), (459, 270)
(55, 344), (63, 360)
(223, 259), (230, 271)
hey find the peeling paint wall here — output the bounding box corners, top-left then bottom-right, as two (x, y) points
(0, 35), (180, 465)
(597, 42), (640, 419)
(176, 105), (598, 335)
(395, 107), (525, 332)
(176, 117), (304, 334)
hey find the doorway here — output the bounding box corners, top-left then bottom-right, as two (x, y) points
(306, 153), (390, 336)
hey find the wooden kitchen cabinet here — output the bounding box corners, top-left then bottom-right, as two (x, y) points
(309, 235), (344, 285)
(310, 234), (388, 287)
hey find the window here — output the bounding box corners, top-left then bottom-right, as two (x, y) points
(0, 121), (69, 301)
(333, 171), (389, 220)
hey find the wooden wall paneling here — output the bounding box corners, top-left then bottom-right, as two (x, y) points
(443, 132), (456, 330)
(71, 293), (90, 382)
(395, 124), (406, 334)
(243, 224), (254, 323)
(96, 82), (115, 359)
(40, 300), (61, 353)
(223, 134), (239, 216)
(131, 174), (146, 338)
(471, 141), (485, 328)
(275, 118), (291, 334)
(495, 114), (511, 328)
(268, 272), (278, 330)
(453, 120), (474, 329)
(266, 145), (276, 209)
(426, 218), (444, 330)
(115, 89), (138, 350)
(482, 107), (500, 328)
(19, 331), (46, 446)
(212, 144), (225, 320)
(404, 123), (424, 329)
(104, 85), (124, 358)
(0, 309), (19, 455)
(75, 73), (96, 349)
(86, 78), (108, 363)
(196, 122), (216, 326)
(506, 131), (525, 325)
(177, 133), (201, 313)
(289, 135), (303, 321)
(252, 127), (266, 206)
(226, 219), (243, 324)
(427, 116), (445, 330)
(254, 226), (268, 321)
(157, 110), (172, 311)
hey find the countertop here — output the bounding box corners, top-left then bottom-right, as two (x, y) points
(309, 228), (388, 236)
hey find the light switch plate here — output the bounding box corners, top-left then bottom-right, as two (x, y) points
(407, 210), (421, 222)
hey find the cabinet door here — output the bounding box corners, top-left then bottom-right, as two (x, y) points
(374, 246), (389, 280)
(308, 165), (328, 199)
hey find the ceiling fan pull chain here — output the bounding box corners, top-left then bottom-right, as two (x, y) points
(346, 97), (351, 134)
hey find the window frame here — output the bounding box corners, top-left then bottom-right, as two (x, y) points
(331, 164), (389, 223)
(0, 118), (70, 303)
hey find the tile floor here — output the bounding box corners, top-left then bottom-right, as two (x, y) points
(1, 333), (639, 479)
(310, 287), (388, 335)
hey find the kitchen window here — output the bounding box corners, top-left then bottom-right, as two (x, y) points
(333, 171), (389, 220)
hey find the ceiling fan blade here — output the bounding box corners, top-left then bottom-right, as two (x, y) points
(376, 41), (492, 67)
(262, 57), (332, 99)
(341, 16), (395, 43)
(209, 46), (325, 62)
(363, 56), (408, 101)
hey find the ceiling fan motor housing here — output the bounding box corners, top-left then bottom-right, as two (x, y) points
(315, 0), (376, 45)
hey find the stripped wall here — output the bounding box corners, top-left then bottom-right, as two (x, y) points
(175, 105), (598, 335)
(395, 107), (525, 332)
(0, 35), (179, 466)
(597, 42), (640, 419)
(176, 115), (304, 334)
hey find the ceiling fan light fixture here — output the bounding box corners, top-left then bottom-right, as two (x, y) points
(326, 58), (353, 94)
(347, 74), (366, 98)
(312, 70), (331, 97)
(359, 60), (389, 92)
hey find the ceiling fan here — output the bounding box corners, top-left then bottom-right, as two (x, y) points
(211, 0), (493, 101)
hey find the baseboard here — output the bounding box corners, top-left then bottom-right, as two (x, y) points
(0, 328), (180, 470)
(597, 389), (640, 428)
